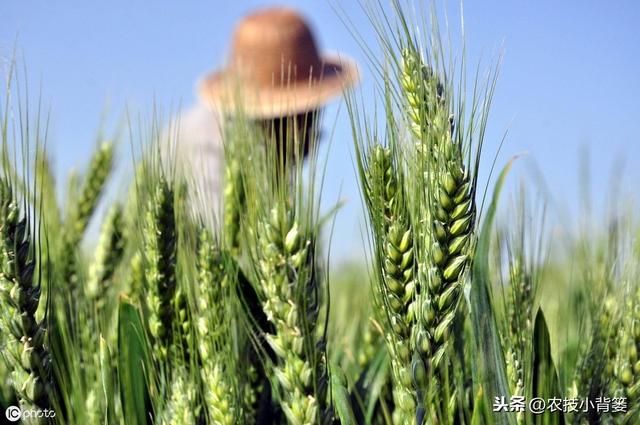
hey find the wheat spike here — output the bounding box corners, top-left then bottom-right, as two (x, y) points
(144, 179), (177, 360)
(400, 48), (445, 142)
(87, 204), (125, 304)
(257, 204), (323, 425)
(196, 229), (240, 424)
(507, 259), (534, 361)
(357, 318), (381, 370)
(0, 179), (53, 411)
(224, 158), (244, 252)
(616, 291), (640, 420)
(401, 47), (475, 371)
(60, 141), (114, 291)
(160, 369), (198, 425)
(366, 145), (419, 424)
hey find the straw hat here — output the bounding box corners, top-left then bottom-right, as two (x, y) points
(198, 7), (359, 119)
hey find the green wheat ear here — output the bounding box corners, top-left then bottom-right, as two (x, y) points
(400, 48), (445, 142)
(87, 204), (125, 304)
(144, 178), (178, 361)
(69, 142), (114, 237)
(60, 141), (114, 291)
(572, 293), (619, 423)
(505, 259), (528, 405)
(196, 229), (240, 424)
(616, 290), (640, 420)
(160, 368), (198, 425)
(419, 157), (474, 370)
(224, 157), (244, 252)
(366, 145), (419, 424)
(401, 46), (475, 371)
(0, 179), (53, 412)
(357, 318), (381, 370)
(256, 203), (323, 425)
(507, 259), (533, 358)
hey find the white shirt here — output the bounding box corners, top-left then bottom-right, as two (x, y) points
(167, 102), (225, 223)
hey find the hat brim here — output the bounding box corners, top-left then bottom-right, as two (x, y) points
(198, 54), (359, 119)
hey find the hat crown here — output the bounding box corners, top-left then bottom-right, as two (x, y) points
(229, 8), (323, 87)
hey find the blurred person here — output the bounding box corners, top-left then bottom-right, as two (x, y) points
(169, 6), (358, 214)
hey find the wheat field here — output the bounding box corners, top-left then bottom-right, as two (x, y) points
(1, 2), (639, 425)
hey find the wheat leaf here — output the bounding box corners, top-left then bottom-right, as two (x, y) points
(100, 336), (116, 425)
(330, 363), (357, 425)
(470, 387), (489, 425)
(469, 159), (517, 425)
(531, 309), (566, 425)
(117, 298), (151, 425)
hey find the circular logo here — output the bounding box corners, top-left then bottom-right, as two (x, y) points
(5, 406), (21, 422)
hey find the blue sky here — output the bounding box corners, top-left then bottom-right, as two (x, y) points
(3, 1), (639, 262)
